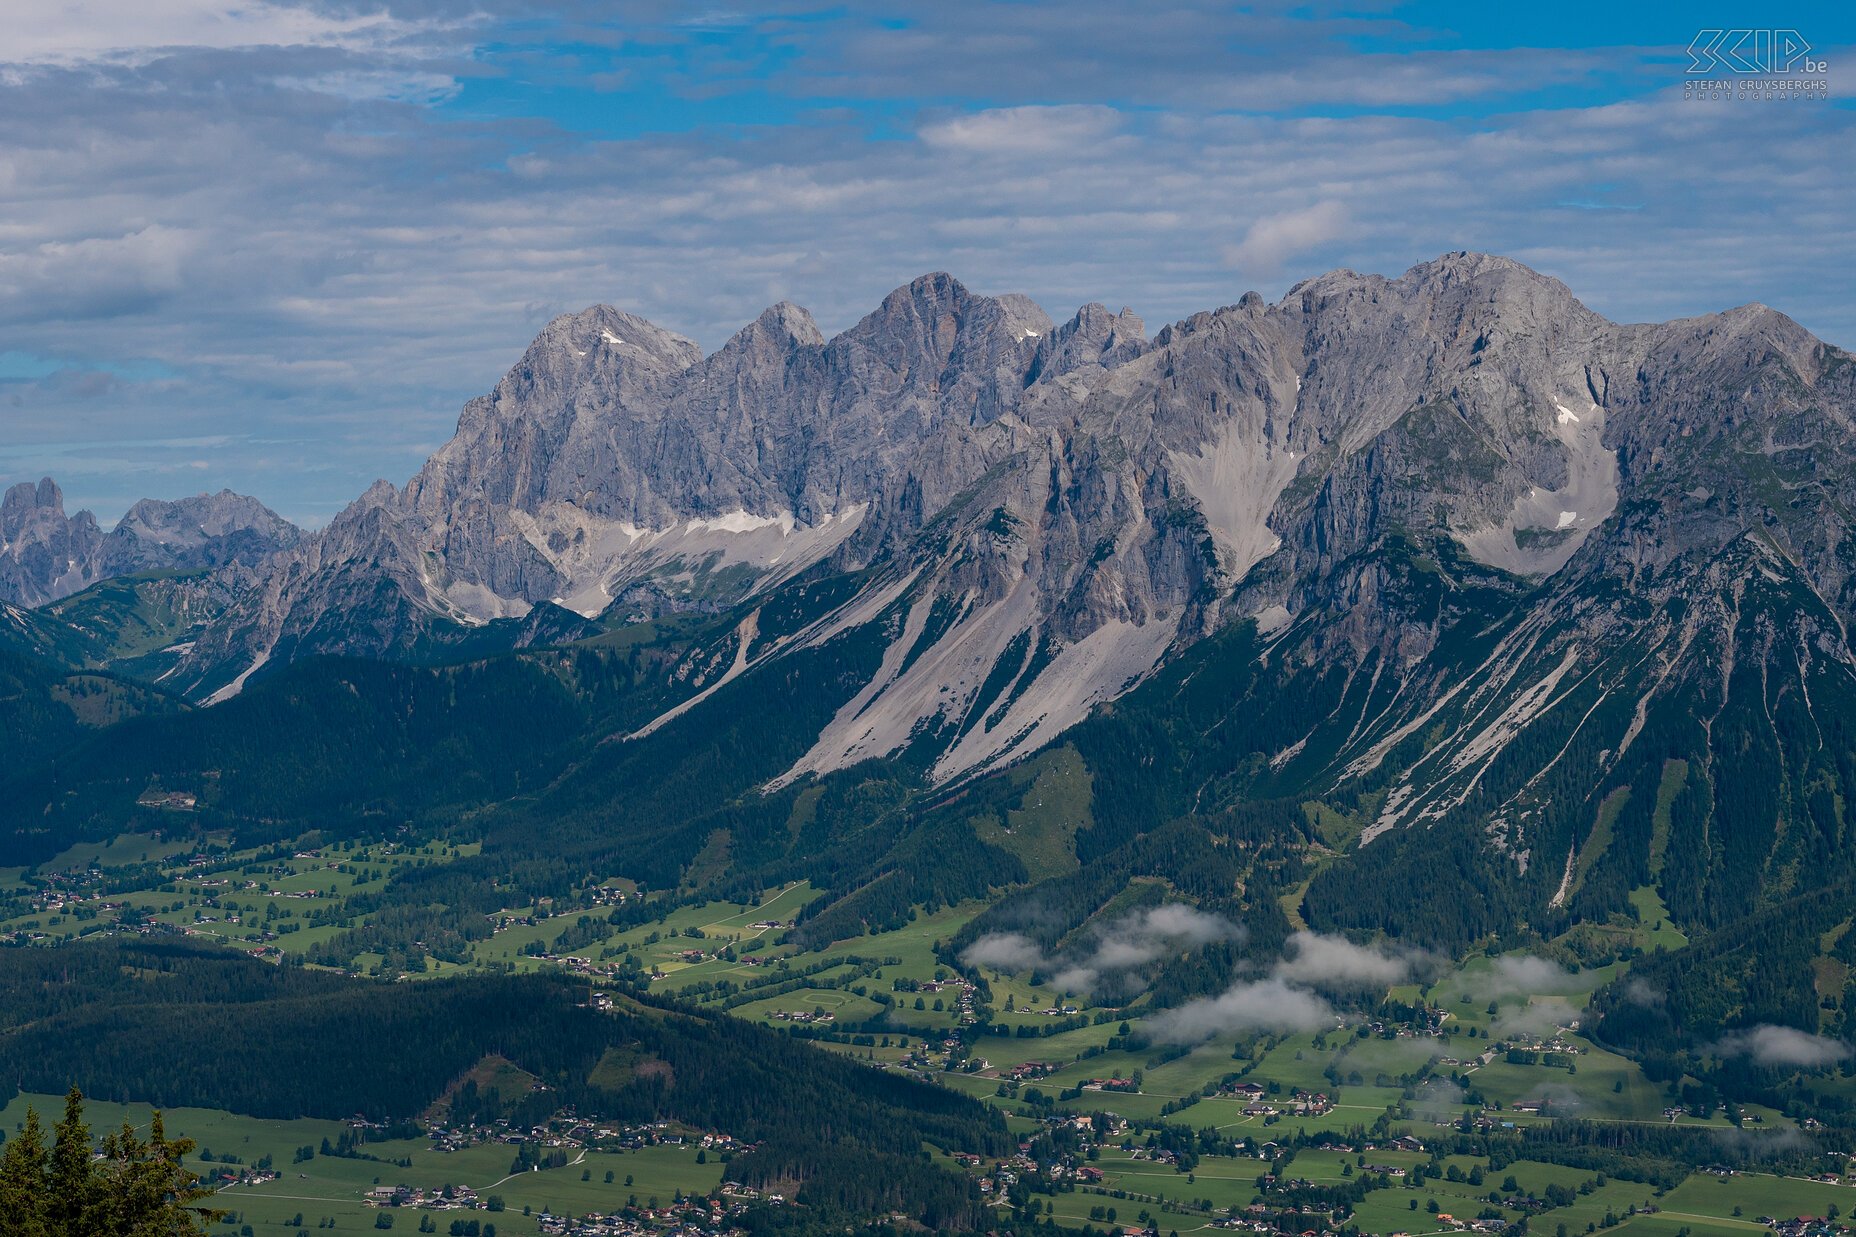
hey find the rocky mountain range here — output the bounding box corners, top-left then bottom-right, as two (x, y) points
(173, 253), (1853, 764)
(14, 251), (1856, 945)
(0, 479), (301, 607)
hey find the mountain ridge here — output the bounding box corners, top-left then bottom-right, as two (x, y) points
(16, 252), (1856, 952)
(156, 254), (1856, 799)
(0, 479), (302, 608)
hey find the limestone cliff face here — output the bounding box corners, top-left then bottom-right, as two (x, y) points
(175, 254), (1856, 795)
(0, 479), (103, 607)
(0, 480), (300, 608)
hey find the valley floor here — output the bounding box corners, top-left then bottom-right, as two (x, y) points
(4, 829), (1854, 1237)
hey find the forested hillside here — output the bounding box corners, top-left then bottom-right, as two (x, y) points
(0, 940), (1004, 1228)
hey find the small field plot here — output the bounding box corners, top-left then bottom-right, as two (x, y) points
(729, 986), (886, 1025)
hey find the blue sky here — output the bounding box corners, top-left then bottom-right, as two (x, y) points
(1, 0), (1851, 526)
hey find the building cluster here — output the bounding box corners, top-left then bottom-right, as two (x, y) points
(535, 1196), (753, 1237)
(1769, 1219), (1855, 1237)
(1217, 1081), (1334, 1117)
(203, 1166), (280, 1189)
(1080, 1076), (1141, 1094)
(364, 1184), (480, 1211)
(423, 1112), (746, 1161)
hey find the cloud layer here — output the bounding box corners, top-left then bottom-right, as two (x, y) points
(1275, 929), (1432, 991)
(1715, 1025), (1852, 1069)
(2, 4), (1852, 523)
(1147, 930), (1429, 1044)
(962, 903), (1237, 995)
(1146, 977), (1339, 1042)
(1469, 955), (1584, 1000)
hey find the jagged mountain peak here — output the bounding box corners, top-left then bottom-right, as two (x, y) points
(875, 269), (967, 311)
(847, 272), (1049, 353)
(0, 478), (301, 608)
(3, 475), (69, 515)
(173, 251), (1856, 817)
(1645, 298), (1825, 376)
(116, 490), (298, 544)
(1294, 250), (1593, 327)
(738, 300), (826, 349)
(355, 478), (400, 509)
(3, 476), (91, 535)
(1029, 302), (1147, 382)
(536, 302), (702, 370)
(32, 254), (1856, 1003)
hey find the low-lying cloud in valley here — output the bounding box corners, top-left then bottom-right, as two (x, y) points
(1493, 997), (1583, 1041)
(1472, 954), (1583, 1000)
(1618, 978), (1664, 1008)
(1713, 1025), (1851, 1068)
(1274, 930), (1433, 991)
(960, 903), (1237, 995)
(1408, 1076), (1468, 1123)
(1139, 930), (1431, 1045)
(959, 933), (1046, 972)
(1145, 977), (1338, 1043)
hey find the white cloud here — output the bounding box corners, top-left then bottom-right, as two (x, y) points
(1714, 1025), (1851, 1068)
(1, 1), (439, 66)
(961, 903), (1237, 995)
(1273, 931), (1426, 990)
(0, 224), (200, 319)
(919, 104), (1123, 156)
(1132, 903), (1234, 945)
(1139, 930), (1425, 1045)
(1518, 1082), (1585, 1115)
(1221, 200), (1350, 277)
(1494, 997), (1582, 1040)
(960, 932), (1044, 971)
(1, 5), (1852, 526)
(1409, 1076), (1467, 1121)
(1146, 977), (1338, 1044)
(1471, 955), (1582, 1000)
(1619, 978), (1663, 1007)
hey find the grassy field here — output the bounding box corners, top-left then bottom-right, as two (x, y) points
(1657, 1170), (1854, 1223)
(0, 835), (483, 960)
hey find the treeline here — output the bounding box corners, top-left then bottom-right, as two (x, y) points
(2, 653), (597, 861)
(0, 591), (769, 865)
(1593, 882), (1852, 1056)
(1589, 881), (1856, 1118)
(732, 1141), (987, 1231)
(1417, 1117), (1845, 1188)
(789, 816), (1027, 948)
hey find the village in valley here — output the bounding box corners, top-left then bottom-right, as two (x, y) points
(5, 829), (1856, 1237)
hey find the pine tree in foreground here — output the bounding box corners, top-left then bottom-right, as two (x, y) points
(0, 1089), (221, 1236)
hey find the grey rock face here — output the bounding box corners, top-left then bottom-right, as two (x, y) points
(0, 479), (104, 607)
(0, 480), (302, 608)
(104, 491), (304, 574)
(177, 254), (1856, 796)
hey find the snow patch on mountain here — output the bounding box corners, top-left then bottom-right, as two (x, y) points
(501, 503), (866, 620)
(1456, 394), (1618, 576)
